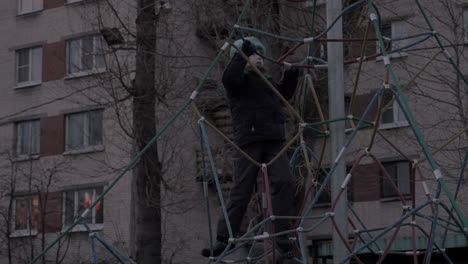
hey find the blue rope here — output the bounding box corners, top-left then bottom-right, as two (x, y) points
(424, 183), (443, 263)
(199, 121), (235, 264)
(199, 124), (215, 257)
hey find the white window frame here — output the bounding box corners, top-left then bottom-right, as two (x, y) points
(17, 0), (43, 15)
(381, 161), (412, 199)
(10, 195), (40, 237)
(66, 35), (106, 78)
(379, 99), (409, 129)
(64, 110), (104, 154)
(15, 46), (42, 88)
(62, 187), (104, 232)
(15, 119), (40, 158)
(377, 20), (409, 59)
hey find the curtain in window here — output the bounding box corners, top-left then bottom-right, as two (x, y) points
(397, 162), (411, 195)
(68, 36), (106, 74)
(18, 122), (30, 155)
(67, 113), (85, 150)
(15, 199), (29, 230)
(95, 36), (106, 69)
(95, 187), (104, 224)
(382, 163), (397, 197)
(30, 120), (40, 154)
(392, 21), (409, 50)
(32, 0), (43, 10)
(68, 39), (81, 73)
(19, 0), (32, 12)
(18, 0), (43, 14)
(17, 49), (30, 83)
(89, 110), (103, 146)
(31, 196), (40, 229)
(396, 102), (407, 122)
(82, 37), (94, 71)
(17, 120), (39, 155)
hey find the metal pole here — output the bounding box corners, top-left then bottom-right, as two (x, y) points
(326, 1), (348, 263)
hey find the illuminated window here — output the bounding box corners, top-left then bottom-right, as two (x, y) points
(64, 187), (104, 227)
(12, 196), (40, 236)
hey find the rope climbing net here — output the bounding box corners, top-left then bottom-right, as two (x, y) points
(30, 0), (468, 263)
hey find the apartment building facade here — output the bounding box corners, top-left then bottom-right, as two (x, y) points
(1, 0), (468, 263)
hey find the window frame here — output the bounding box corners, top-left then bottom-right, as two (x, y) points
(380, 160), (412, 199)
(379, 99), (409, 129)
(10, 195), (40, 237)
(66, 35), (106, 78)
(17, 0), (44, 15)
(377, 20), (409, 59)
(15, 46), (43, 88)
(62, 187), (104, 232)
(64, 110), (104, 154)
(15, 119), (41, 158)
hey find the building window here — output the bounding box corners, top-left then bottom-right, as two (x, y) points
(380, 94), (408, 129)
(64, 187), (103, 227)
(378, 20), (409, 56)
(381, 161), (412, 198)
(12, 195), (40, 236)
(17, 0), (43, 15)
(66, 35), (106, 76)
(65, 110), (103, 152)
(16, 47), (42, 87)
(16, 120), (40, 156)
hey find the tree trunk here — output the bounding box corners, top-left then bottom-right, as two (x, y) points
(131, 0), (162, 263)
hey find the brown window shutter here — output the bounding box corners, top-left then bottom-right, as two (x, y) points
(40, 115), (65, 156)
(347, 26), (376, 59)
(349, 92), (378, 122)
(348, 29), (364, 59)
(352, 163), (380, 202)
(42, 41), (65, 82)
(40, 192), (63, 233)
(44, 0), (65, 10)
(366, 26), (377, 56)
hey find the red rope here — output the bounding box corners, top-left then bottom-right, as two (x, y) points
(317, 38), (379, 42)
(261, 166), (276, 263)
